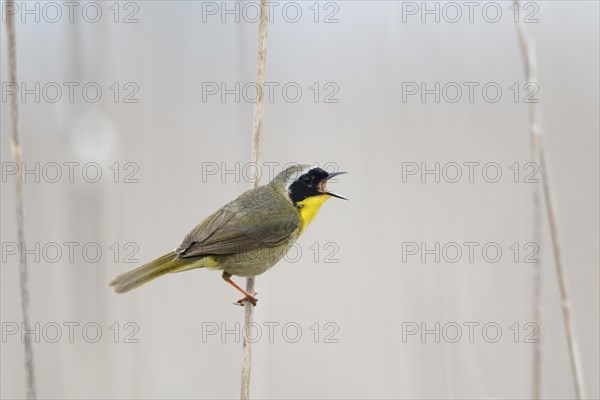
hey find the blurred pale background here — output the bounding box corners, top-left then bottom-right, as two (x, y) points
(1, 1), (598, 399)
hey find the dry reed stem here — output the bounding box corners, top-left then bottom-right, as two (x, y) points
(5, 1), (37, 398)
(514, 1), (585, 398)
(241, 1), (269, 399)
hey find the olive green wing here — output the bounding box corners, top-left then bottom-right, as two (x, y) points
(175, 198), (299, 258)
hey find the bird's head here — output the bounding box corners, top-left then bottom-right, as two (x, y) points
(272, 164), (347, 207)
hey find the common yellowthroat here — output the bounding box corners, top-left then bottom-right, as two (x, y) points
(109, 164), (347, 305)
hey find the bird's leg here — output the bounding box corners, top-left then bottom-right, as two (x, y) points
(222, 272), (258, 306)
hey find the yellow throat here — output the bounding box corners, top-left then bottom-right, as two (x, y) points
(296, 194), (331, 232)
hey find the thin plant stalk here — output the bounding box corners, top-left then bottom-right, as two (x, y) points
(241, 1), (269, 399)
(514, 1), (585, 398)
(5, 1), (37, 398)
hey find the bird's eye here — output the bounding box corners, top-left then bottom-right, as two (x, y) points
(301, 175), (313, 185)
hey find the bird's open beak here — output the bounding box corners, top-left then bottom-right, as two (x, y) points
(320, 172), (348, 200)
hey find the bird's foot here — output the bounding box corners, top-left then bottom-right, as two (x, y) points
(234, 292), (258, 307)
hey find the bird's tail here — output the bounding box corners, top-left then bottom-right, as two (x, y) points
(109, 251), (187, 293)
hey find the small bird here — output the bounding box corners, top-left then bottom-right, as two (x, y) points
(109, 164), (347, 306)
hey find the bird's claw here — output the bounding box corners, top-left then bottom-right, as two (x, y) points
(234, 294), (258, 307)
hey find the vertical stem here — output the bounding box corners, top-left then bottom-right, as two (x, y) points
(5, 1), (37, 398)
(530, 65), (543, 400)
(241, 1), (269, 399)
(532, 172), (542, 400)
(514, 3), (543, 397)
(514, 1), (585, 398)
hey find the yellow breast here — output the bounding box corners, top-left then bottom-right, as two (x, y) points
(296, 194), (331, 233)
